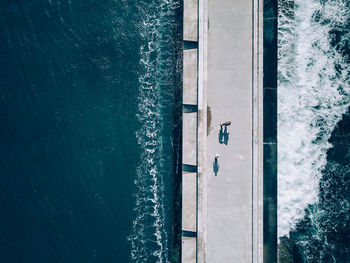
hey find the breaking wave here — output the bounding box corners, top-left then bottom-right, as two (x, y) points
(278, 0), (350, 238)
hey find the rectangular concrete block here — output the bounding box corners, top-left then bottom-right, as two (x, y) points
(182, 237), (197, 263)
(184, 0), (198, 41)
(183, 112), (197, 165)
(182, 172), (197, 231)
(183, 49), (198, 105)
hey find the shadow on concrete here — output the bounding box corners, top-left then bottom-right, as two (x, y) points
(223, 126), (229, 145)
(183, 104), (198, 113)
(213, 158), (219, 176)
(184, 40), (198, 50)
(182, 230), (197, 237)
(218, 126), (230, 145)
(182, 164), (197, 173)
(218, 127), (224, 144)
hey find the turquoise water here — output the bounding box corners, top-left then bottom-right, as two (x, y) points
(0, 1), (182, 262)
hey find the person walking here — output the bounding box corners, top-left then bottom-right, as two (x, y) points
(214, 153), (221, 159)
(219, 121), (231, 128)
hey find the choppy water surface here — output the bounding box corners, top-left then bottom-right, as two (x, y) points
(278, 0), (350, 261)
(128, 0), (182, 262)
(0, 1), (182, 262)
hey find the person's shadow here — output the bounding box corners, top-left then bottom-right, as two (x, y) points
(223, 126), (229, 145)
(218, 126), (224, 144)
(213, 157), (219, 176)
(219, 126), (230, 145)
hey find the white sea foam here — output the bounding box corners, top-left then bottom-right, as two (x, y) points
(128, 0), (179, 262)
(278, 0), (350, 238)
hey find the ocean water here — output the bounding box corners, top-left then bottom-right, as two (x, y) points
(0, 1), (182, 262)
(278, 0), (350, 261)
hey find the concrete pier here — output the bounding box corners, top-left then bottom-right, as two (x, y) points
(182, 1), (198, 262)
(182, 0), (264, 262)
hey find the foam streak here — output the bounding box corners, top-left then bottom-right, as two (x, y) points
(127, 0), (180, 262)
(278, 0), (350, 238)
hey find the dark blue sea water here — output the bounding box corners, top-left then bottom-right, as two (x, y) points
(0, 1), (182, 262)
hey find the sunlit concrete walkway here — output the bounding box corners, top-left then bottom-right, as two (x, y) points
(197, 0), (263, 262)
(182, 0), (263, 262)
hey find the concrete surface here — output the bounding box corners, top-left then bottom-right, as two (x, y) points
(205, 0), (254, 261)
(253, 1), (264, 262)
(182, 172), (197, 231)
(184, 0), (198, 41)
(182, 3), (198, 262)
(182, 0), (263, 262)
(183, 49), (198, 105)
(182, 112), (197, 165)
(197, 0), (264, 262)
(182, 237), (197, 263)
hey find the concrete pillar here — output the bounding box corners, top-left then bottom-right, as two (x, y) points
(184, 0), (198, 41)
(183, 49), (198, 106)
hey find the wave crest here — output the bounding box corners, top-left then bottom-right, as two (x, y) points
(278, 0), (350, 238)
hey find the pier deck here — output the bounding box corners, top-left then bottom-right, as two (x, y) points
(204, 0), (262, 261)
(182, 0), (263, 262)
